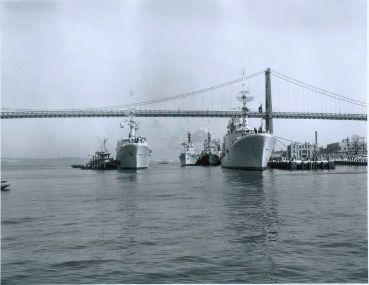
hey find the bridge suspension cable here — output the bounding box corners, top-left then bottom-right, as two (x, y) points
(274, 135), (303, 145)
(0, 71), (264, 112)
(270, 69), (367, 107)
(89, 70), (265, 110)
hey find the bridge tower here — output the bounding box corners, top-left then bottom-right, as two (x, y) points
(265, 68), (273, 133)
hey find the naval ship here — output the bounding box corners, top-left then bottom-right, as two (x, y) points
(116, 110), (151, 169)
(179, 132), (199, 166)
(221, 77), (276, 170)
(196, 132), (221, 166)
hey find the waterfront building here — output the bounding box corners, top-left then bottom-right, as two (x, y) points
(325, 142), (340, 153)
(324, 136), (366, 156)
(287, 142), (319, 160)
(347, 136), (367, 155)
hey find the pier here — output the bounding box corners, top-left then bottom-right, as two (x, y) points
(334, 160), (367, 166)
(268, 160), (336, 170)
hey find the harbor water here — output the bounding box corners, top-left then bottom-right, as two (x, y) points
(1, 159), (367, 283)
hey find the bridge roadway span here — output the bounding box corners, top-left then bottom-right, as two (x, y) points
(0, 109), (367, 121)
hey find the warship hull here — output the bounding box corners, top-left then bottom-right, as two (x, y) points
(196, 153), (220, 166)
(179, 153), (199, 166)
(116, 143), (151, 169)
(221, 134), (276, 170)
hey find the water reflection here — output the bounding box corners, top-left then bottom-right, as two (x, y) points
(221, 168), (279, 259)
(222, 168), (265, 188)
(221, 169), (265, 210)
(116, 170), (139, 183)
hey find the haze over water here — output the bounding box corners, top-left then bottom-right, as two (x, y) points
(1, 159), (367, 283)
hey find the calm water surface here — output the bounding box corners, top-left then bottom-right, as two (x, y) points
(1, 159), (367, 283)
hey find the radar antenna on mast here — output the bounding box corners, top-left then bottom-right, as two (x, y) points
(237, 69), (254, 105)
(120, 90), (140, 140)
(236, 69), (254, 130)
(128, 90), (135, 119)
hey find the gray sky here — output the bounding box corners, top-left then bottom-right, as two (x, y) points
(1, 0), (367, 159)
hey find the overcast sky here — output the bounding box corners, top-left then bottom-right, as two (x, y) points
(1, 0), (367, 159)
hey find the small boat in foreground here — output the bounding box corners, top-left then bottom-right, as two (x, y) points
(71, 164), (82, 168)
(1, 180), (10, 190)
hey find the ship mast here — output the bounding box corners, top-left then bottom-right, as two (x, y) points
(238, 69), (252, 131)
(128, 90), (136, 139)
(120, 90), (138, 141)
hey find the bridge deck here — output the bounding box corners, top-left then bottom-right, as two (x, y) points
(0, 109), (367, 121)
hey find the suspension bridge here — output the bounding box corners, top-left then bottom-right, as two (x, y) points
(1, 68), (367, 134)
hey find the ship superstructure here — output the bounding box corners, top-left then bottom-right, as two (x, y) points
(179, 132), (199, 166)
(221, 72), (276, 170)
(196, 132), (221, 166)
(116, 109), (151, 169)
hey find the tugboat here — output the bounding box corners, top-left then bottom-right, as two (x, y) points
(196, 132), (221, 166)
(179, 132), (199, 166)
(116, 109), (151, 169)
(78, 138), (119, 170)
(220, 72), (276, 170)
